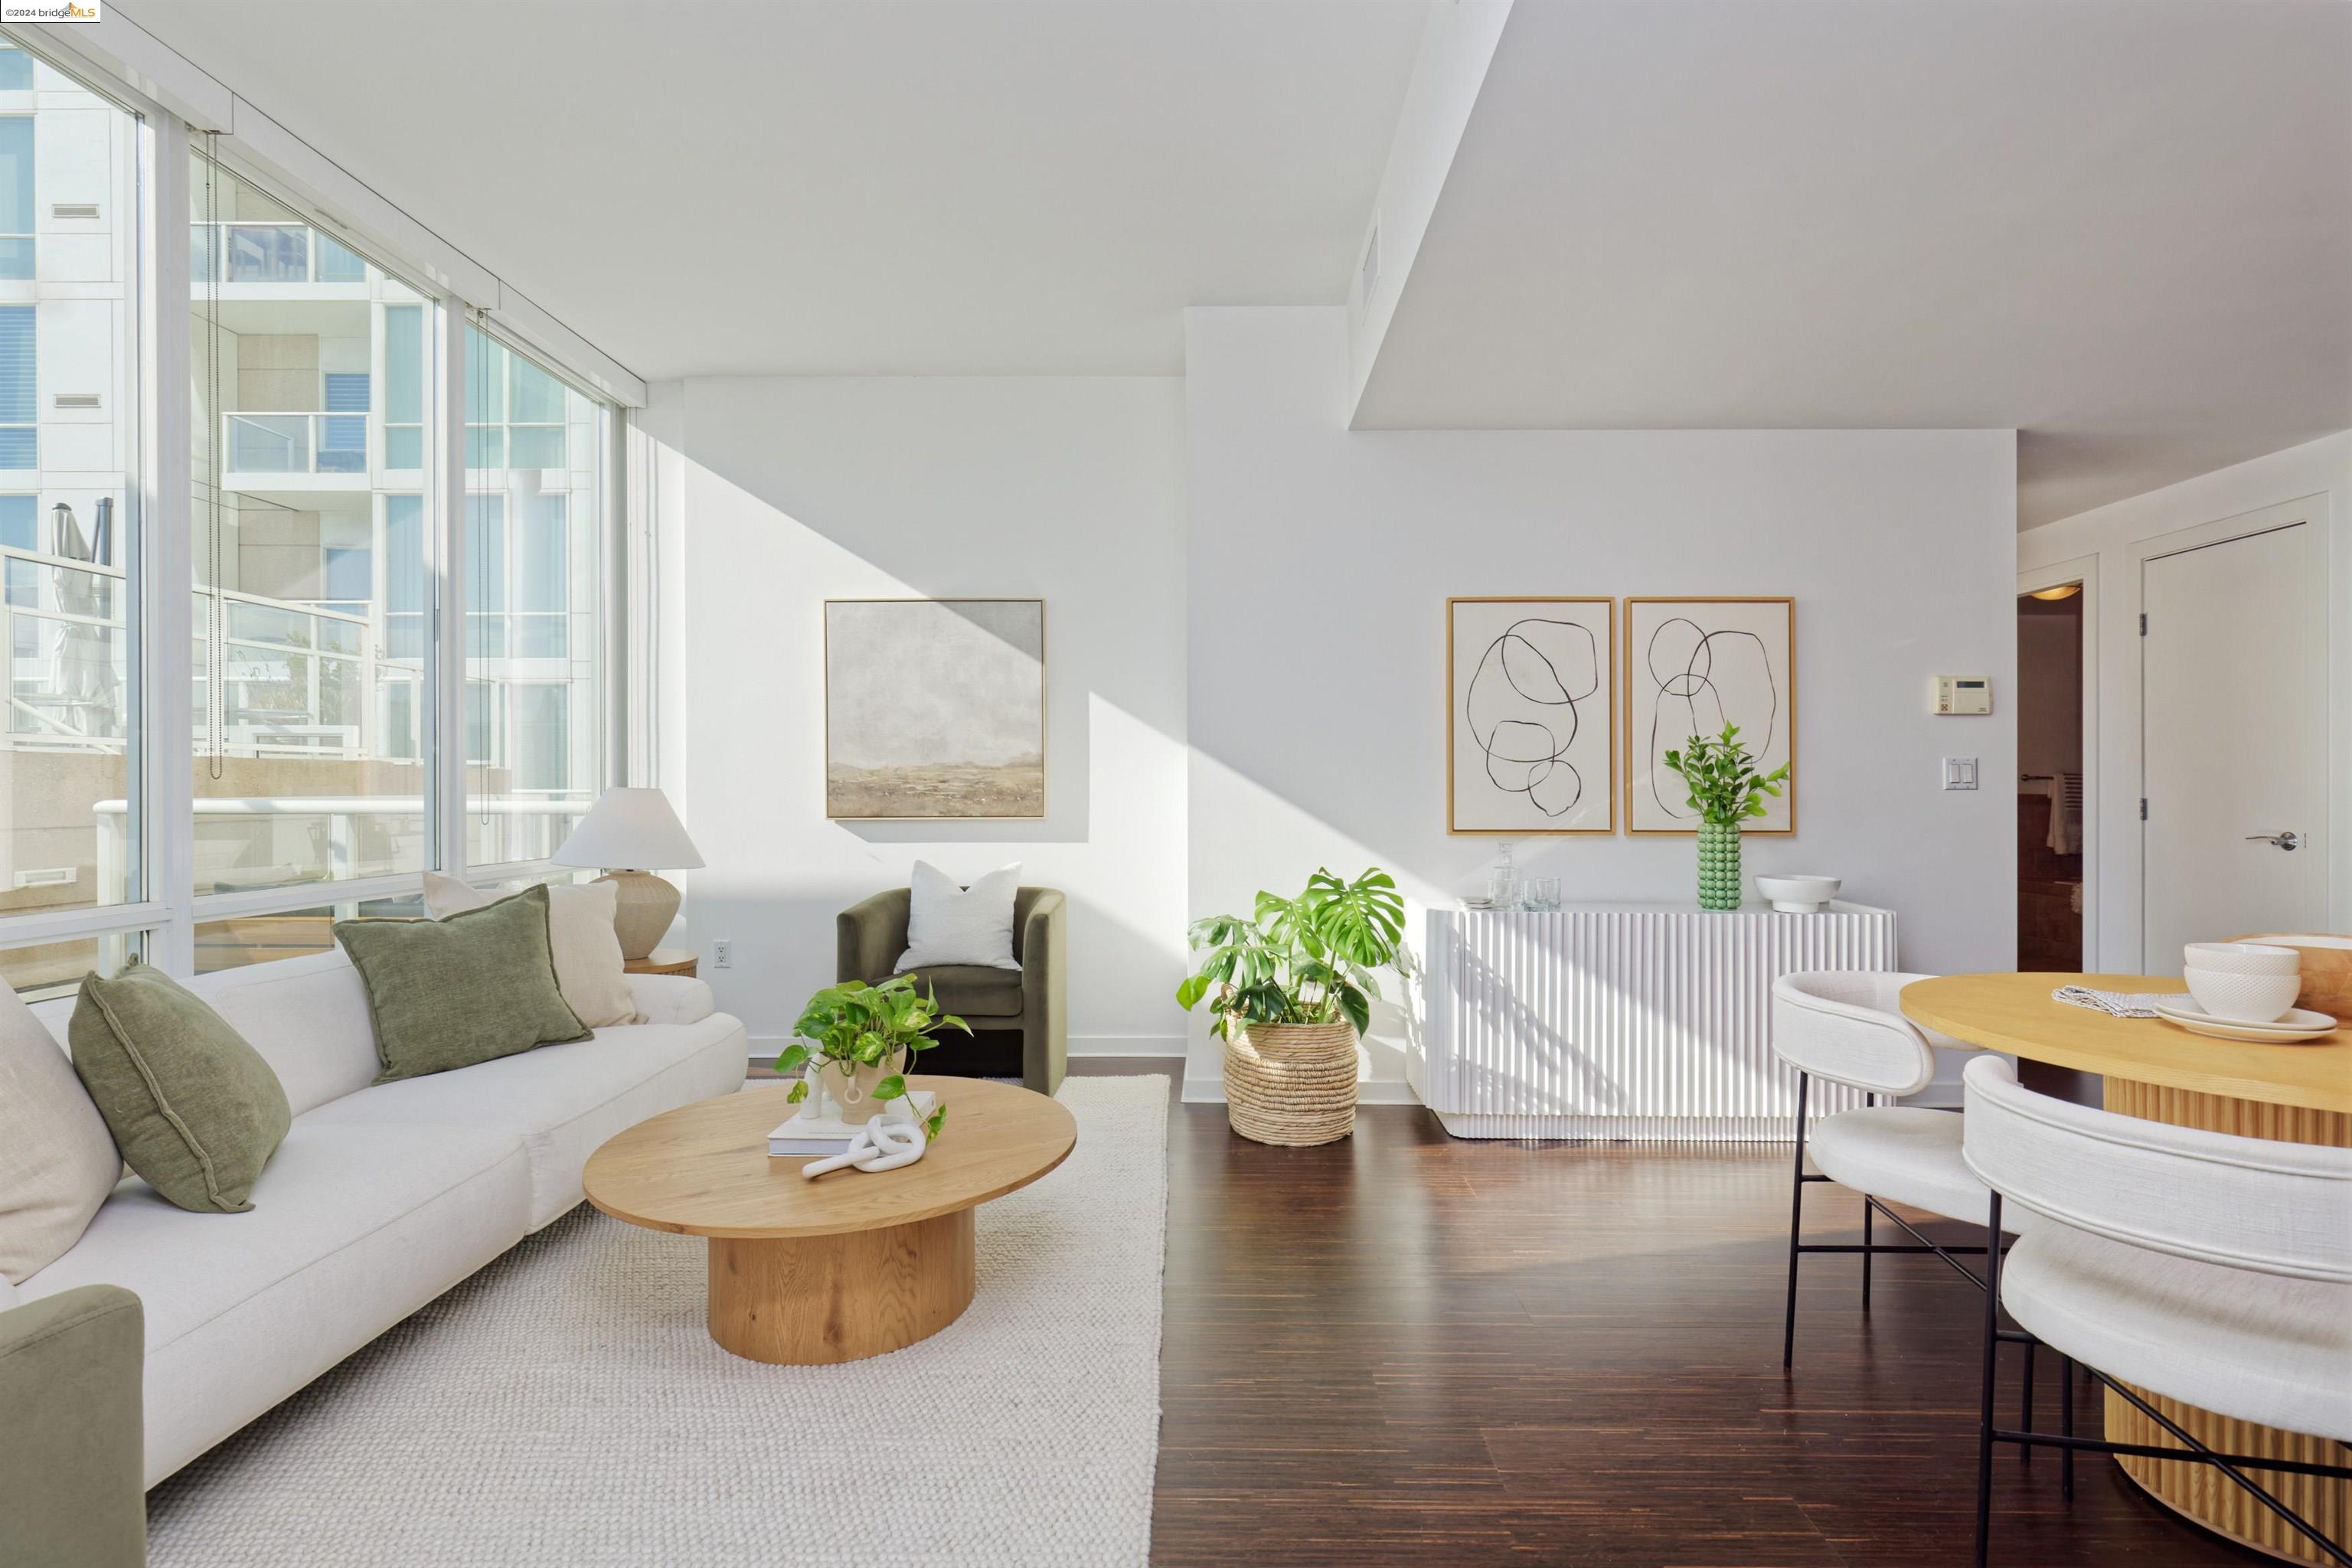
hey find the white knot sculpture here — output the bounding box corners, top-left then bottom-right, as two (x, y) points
(800, 1113), (928, 1180)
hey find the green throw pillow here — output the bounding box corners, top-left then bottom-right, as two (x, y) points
(335, 884), (590, 1083)
(70, 961), (291, 1214)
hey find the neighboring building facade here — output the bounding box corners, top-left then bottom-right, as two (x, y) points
(2, 45), (607, 985)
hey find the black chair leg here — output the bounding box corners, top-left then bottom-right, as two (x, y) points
(2060, 1353), (2076, 1500)
(1975, 1192), (2004, 1568)
(1861, 1195), (1874, 1310)
(2021, 1338), (2036, 1466)
(1782, 1073), (1809, 1368)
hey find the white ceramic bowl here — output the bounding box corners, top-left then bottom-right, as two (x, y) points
(1756, 874), (1841, 913)
(2183, 941), (2301, 977)
(2183, 966), (2302, 1024)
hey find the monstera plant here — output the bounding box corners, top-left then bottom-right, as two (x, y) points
(1176, 867), (1405, 1147)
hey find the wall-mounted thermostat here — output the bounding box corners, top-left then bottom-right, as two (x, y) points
(1932, 676), (1992, 715)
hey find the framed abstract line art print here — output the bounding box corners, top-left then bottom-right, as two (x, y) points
(1447, 597), (1615, 835)
(1624, 596), (1795, 835)
(824, 598), (1046, 820)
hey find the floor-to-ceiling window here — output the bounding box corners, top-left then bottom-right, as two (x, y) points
(0, 44), (143, 993)
(0, 30), (627, 991)
(464, 325), (605, 867)
(189, 152), (436, 933)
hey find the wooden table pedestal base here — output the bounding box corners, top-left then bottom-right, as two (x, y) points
(2102, 1079), (2350, 1565)
(707, 1208), (977, 1364)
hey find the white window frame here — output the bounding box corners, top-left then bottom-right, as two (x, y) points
(0, 27), (639, 987)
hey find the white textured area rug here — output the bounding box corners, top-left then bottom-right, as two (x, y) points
(146, 1076), (1168, 1568)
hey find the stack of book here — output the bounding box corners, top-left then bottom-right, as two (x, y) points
(767, 1090), (937, 1158)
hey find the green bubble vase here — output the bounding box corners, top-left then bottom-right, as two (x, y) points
(1696, 818), (1743, 911)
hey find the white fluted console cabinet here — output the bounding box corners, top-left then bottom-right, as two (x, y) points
(1416, 902), (1897, 1139)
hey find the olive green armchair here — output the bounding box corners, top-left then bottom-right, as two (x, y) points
(837, 886), (1066, 1095)
(1, 1284), (146, 1566)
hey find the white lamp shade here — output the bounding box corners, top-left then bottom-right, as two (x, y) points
(551, 787), (704, 871)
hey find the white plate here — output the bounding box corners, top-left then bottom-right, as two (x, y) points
(2151, 1001), (2341, 1044)
(2156, 1000), (2337, 1031)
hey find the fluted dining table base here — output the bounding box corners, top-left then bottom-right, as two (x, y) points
(2101, 1078), (2350, 1566)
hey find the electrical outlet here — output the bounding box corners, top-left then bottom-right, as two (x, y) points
(1942, 756), (1979, 792)
(713, 939), (732, 969)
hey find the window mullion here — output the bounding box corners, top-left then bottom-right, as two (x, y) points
(603, 401), (628, 789)
(433, 300), (466, 876)
(144, 114), (193, 972)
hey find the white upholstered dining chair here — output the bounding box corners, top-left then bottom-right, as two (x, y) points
(1962, 1054), (2352, 1567)
(1771, 971), (2025, 1368)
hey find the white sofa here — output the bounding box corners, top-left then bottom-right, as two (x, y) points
(0, 949), (747, 1487)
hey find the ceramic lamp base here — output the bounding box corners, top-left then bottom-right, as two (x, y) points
(598, 869), (681, 961)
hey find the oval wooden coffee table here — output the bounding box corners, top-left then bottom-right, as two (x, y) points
(583, 1077), (1075, 1364)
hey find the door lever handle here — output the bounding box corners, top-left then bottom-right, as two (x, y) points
(2245, 831), (2301, 851)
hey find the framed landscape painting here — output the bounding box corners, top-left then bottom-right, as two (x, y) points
(1447, 596), (1615, 835)
(824, 599), (1046, 819)
(1624, 596), (1795, 835)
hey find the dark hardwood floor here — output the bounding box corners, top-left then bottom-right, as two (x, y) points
(1061, 1063), (2259, 1568)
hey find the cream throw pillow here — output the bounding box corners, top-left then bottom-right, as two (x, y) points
(421, 873), (642, 1027)
(895, 861), (1024, 972)
(0, 983), (121, 1283)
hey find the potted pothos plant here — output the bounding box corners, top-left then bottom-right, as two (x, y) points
(1661, 723), (1791, 910)
(773, 975), (968, 1142)
(1175, 867), (1405, 1146)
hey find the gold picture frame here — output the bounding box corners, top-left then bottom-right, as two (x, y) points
(1622, 596), (1795, 835)
(1446, 596), (1616, 835)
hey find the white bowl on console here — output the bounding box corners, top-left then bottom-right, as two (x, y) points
(2183, 942), (2301, 977)
(1756, 875), (1841, 913)
(2183, 965), (2301, 1024)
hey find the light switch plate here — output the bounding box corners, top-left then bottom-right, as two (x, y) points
(1942, 756), (1979, 791)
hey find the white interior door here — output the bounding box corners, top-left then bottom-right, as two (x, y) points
(2142, 521), (2326, 965)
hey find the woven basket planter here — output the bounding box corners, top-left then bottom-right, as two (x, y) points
(1223, 1021), (1359, 1145)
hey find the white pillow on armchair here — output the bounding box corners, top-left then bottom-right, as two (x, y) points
(421, 872), (642, 1027)
(895, 861), (1023, 972)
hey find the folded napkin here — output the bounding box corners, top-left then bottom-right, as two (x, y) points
(2053, 984), (2192, 1019)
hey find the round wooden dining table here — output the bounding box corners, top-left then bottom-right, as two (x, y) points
(1900, 972), (2350, 1565)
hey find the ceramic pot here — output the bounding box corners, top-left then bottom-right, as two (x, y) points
(1696, 818), (1743, 910)
(823, 1048), (908, 1119)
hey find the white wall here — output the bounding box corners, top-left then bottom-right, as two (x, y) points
(1184, 307), (2019, 1100)
(652, 376), (1191, 1058)
(2019, 431), (2352, 972)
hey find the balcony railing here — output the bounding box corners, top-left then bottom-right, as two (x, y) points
(191, 221), (368, 286)
(0, 546), (562, 782)
(2, 546), (122, 750)
(93, 795), (593, 908)
(220, 413), (582, 476)
(223, 412), (369, 475)
(3, 544), (387, 756)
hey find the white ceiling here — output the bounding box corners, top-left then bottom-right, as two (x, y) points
(125, 0), (1430, 381)
(1354, 0), (2352, 527)
(126, 0), (2350, 526)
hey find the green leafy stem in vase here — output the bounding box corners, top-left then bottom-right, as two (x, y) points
(1174, 867), (1406, 1040)
(772, 975), (969, 1142)
(1661, 723), (1791, 825)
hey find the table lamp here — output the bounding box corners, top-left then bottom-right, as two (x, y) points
(551, 787), (704, 961)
